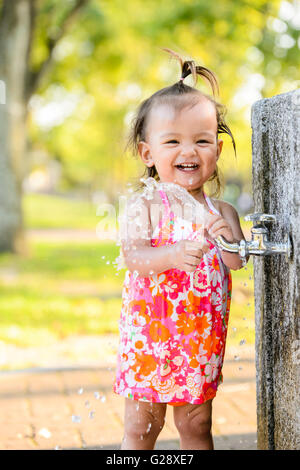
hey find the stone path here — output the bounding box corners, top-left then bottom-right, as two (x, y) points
(0, 338), (257, 450)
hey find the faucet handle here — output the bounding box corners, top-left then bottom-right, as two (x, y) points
(244, 212), (276, 224)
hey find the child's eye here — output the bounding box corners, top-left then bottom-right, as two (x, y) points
(197, 140), (209, 144)
(165, 140), (179, 144)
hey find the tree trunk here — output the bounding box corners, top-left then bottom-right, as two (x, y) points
(0, 0), (34, 254)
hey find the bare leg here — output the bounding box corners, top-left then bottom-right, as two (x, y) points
(121, 398), (167, 450)
(173, 399), (214, 450)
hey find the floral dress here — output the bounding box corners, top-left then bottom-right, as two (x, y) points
(113, 187), (232, 405)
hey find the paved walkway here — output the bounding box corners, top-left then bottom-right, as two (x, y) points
(0, 337), (257, 450)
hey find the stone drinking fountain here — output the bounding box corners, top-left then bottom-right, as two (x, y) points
(217, 89), (299, 450)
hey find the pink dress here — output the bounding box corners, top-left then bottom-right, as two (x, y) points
(114, 189), (232, 405)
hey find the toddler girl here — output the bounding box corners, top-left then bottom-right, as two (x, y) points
(113, 48), (247, 450)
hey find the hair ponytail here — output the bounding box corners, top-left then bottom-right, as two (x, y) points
(161, 48), (219, 97)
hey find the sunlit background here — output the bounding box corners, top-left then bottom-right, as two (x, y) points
(0, 0), (299, 450)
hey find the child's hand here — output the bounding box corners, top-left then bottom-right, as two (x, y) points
(171, 239), (210, 272)
(205, 214), (235, 243)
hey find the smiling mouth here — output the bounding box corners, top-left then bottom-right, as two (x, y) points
(175, 163), (199, 172)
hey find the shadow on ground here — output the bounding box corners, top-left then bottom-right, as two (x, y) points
(64, 433), (257, 451)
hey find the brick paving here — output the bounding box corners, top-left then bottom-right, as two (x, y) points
(0, 342), (257, 450)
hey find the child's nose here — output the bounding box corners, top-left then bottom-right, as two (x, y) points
(181, 144), (197, 156)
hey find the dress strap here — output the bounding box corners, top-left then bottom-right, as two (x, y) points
(203, 192), (221, 215)
(158, 189), (170, 210)
(158, 189), (172, 223)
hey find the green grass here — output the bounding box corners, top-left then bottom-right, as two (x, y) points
(23, 192), (111, 230)
(0, 240), (123, 346)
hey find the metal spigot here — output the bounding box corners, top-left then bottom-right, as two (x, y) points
(214, 212), (291, 262)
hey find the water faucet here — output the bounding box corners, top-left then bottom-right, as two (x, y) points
(214, 212), (291, 264)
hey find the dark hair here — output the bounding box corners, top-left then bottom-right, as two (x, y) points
(125, 48), (236, 198)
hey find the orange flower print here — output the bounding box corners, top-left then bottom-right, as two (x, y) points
(188, 338), (201, 369)
(132, 353), (157, 381)
(129, 299), (150, 325)
(196, 311), (211, 333)
(211, 254), (220, 272)
(176, 313), (195, 336)
(203, 330), (220, 356)
(149, 320), (171, 342)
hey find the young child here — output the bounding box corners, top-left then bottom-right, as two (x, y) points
(113, 48), (248, 450)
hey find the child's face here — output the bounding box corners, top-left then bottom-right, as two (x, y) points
(138, 96), (223, 192)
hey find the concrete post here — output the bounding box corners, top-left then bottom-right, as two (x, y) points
(251, 89), (300, 450)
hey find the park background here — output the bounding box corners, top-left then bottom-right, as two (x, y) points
(0, 0), (299, 448)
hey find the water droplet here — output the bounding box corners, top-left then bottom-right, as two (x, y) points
(78, 388), (83, 395)
(72, 415), (81, 423)
(239, 339), (246, 346)
(89, 411), (95, 419)
(54, 445), (61, 450)
(234, 355), (240, 361)
(38, 428), (52, 439)
(101, 395), (106, 403)
(85, 400), (90, 408)
(94, 392), (100, 400)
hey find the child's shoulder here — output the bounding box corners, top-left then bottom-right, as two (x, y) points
(212, 198), (238, 218)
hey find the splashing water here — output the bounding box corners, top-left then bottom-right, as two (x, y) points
(72, 415), (81, 424)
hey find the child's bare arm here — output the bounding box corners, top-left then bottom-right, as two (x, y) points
(205, 201), (249, 270)
(122, 239), (210, 277)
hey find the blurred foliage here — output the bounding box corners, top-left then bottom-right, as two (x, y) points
(24, 193), (98, 229)
(27, 0), (300, 201)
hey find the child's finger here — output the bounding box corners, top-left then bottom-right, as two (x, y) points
(205, 214), (220, 231)
(186, 252), (203, 264)
(185, 239), (207, 248)
(186, 240), (209, 254)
